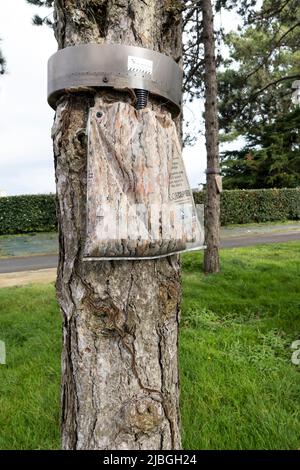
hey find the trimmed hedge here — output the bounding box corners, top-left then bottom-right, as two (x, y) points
(194, 188), (300, 225)
(0, 194), (57, 235)
(0, 189), (299, 235)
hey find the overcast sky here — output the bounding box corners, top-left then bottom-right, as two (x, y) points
(0, 0), (239, 196)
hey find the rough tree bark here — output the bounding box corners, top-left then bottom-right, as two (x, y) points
(202, 0), (221, 274)
(51, 0), (182, 450)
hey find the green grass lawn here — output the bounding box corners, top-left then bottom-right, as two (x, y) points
(0, 242), (300, 449)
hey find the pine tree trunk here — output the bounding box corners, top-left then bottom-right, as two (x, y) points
(52, 0), (182, 450)
(202, 0), (221, 274)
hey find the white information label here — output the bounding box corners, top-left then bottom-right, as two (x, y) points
(128, 56), (153, 76)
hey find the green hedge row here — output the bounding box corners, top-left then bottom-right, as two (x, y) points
(0, 189), (299, 235)
(0, 194), (57, 235)
(194, 188), (300, 225)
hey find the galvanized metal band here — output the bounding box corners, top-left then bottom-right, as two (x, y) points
(47, 44), (183, 115)
(205, 168), (222, 175)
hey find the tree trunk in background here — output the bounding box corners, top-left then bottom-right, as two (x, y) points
(202, 0), (221, 274)
(52, 0), (182, 450)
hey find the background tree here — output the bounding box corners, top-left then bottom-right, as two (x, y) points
(27, 0), (182, 450)
(202, 0), (221, 274)
(218, 0), (300, 188)
(184, 0), (300, 190)
(26, 0), (54, 26)
(183, 1), (221, 274)
(219, 108), (300, 189)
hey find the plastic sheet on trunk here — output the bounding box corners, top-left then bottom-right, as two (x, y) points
(83, 98), (204, 260)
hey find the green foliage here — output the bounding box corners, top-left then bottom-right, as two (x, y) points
(0, 194), (57, 235)
(26, 0), (54, 27)
(194, 188), (300, 225)
(1, 189), (299, 235)
(221, 109), (300, 189)
(1, 243), (300, 449)
(218, 0), (300, 188)
(219, 1), (300, 131)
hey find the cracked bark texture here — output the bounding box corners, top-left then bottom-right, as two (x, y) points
(52, 0), (182, 450)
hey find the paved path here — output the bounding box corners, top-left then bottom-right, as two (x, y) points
(0, 231), (299, 276)
(0, 268), (57, 288)
(220, 231), (300, 248)
(0, 254), (58, 274)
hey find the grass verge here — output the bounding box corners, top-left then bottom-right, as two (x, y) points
(0, 242), (299, 449)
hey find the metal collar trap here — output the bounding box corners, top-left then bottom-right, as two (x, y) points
(46, 44), (205, 260)
(47, 44), (182, 116)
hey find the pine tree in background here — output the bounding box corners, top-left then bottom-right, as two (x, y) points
(184, 0), (300, 190)
(218, 0), (300, 189)
(202, 0), (221, 274)
(26, 0), (54, 26)
(183, 1), (221, 274)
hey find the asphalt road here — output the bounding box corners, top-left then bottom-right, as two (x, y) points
(0, 254), (58, 274)
(0, 231), (299, 274)
(220, 231), (300, 248)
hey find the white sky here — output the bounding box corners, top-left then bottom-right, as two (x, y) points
(0, 0), (240, 196)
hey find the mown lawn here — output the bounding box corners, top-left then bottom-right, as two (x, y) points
(0, 242), (300, 449)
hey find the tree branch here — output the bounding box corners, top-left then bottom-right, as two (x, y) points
(244, 21), (300, 82)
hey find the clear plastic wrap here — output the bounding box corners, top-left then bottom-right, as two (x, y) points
(83, 98), (204, 260)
